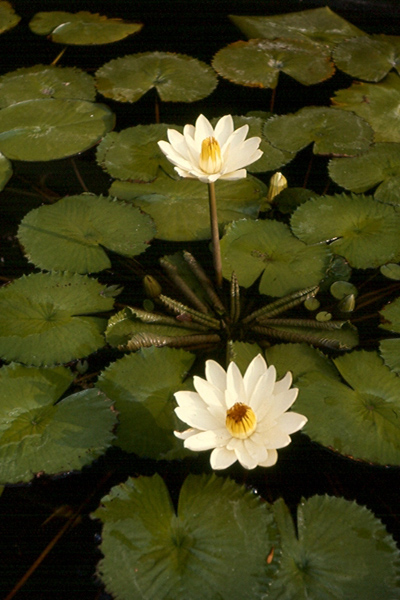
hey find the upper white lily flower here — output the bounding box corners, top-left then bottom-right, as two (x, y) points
(174, 354), (307, 470)
(158, 114), (263, 183)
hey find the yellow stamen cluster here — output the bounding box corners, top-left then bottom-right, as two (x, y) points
(199, 136), (222, 174)
(226, 402), (257, 439)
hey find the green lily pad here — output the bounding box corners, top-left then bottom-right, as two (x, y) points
(264, 107), (373, 155)
(17, 194), (156, 274)
(0, 1), (20, 34)
(265, 342), (339, 382)
(380, 338), (400, 374)
(0, 65), (96, 108)
(332, 73), (400, 142)
(374, 175), (400, 206)
(0, 272), (115, 366)
(29, 11), (142, 45)
(380, 263), (400, 280)
(291, 193), (400, 269)
(97, 347), (195, 459)
(0, 98), (115, 161)
(110, 172), (267, 242)
(212, 38), (334, 90)
(269, 495), (400, 600)
(0, 151), (11, 191)
(330, 280), (358, 300)
(96, 52), (217, 103)
(380, 296), (400, 333)
(0, 363), (116, 484)
(92, 473), (279, 600)
(295, 350), (400, 464)
(220, 218), (331, 297)
(333, 35), (400, 82)
(96, 124), (181, 182)
(229, 7), (365, 48)
(272, 187), (318, 214)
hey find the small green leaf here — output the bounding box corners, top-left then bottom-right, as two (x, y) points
(96, 52), (217, 103)
(0, 150), (11, 191)
(0, 1), (20, 34)
(380, 263), (400, 280)
(330, 280), (358, 299)
(29, 11), (142, 45)
(93, 473), (279, 600)
(380, 296), (400, 333)
(18, 194), (156, 274)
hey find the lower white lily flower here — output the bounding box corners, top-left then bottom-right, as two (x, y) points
(174, 354), (307, 470)
(158, 114), (263, 183)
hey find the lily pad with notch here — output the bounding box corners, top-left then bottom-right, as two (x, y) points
(0, 1), (20, 34)
(17, 194), (156, 274)
(96, 52), (217, 103)
(380, 339), (400, 374)
(333, 34), (400, 82)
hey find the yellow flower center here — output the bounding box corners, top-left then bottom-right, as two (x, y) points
(226, 402), (257, 439)
(199, 136), (222, 174)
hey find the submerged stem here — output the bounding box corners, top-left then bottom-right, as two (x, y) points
(208, 181), (223, 288)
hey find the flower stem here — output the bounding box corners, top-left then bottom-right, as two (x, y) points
(208, 181), (223, 288)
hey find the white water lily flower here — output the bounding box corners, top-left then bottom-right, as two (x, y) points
(158, 114), (263, 183)
(174, 354), (307, 470)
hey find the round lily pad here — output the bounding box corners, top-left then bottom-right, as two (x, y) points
(295, 350), (400, 465)
(0, 65), (96, 109)
(380, 338), (400, 374)
(333, 35), (400, 82)
(110, 173), (267, 242)
(332, 73), (400, 143)
(291, 193), (400, 269)
(220, 218), (331, 297)
(264, 107), (373, 155)
(97, 346), (196, 459)
(96, 52), (217, 103)
(380, 296), (400, 334)
(29, 11), (143, 45)
(269, 495), (400, 600)
(212, 38), (334, 90)
(374, 174), (400, 206)
(0, 98), (115, 161)
(17, 194), (156, 274)
(0, 1), (20, 34)
(380, 263), (400, 280)
(0, 363), (116, 484)
(92, 473), (279, 600)
(265, 342), (339, 382)
(96, 124), (182, 182)
(330, 280), (358, 300)
(0, 272), (115, 366)
(229, 7), (365, 48)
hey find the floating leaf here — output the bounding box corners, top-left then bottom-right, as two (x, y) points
(381, 263), (400, 280)
(332, 73), (400, 142)
(97, 347), (195, 459)
(0, 1), (20, 34)
(273, 187), (318, 214)
(29, 11), (142, 45)
(374, 175), (400, 206)
(0, 272), (114, 366)
(380, 296), (400, 333)
(333, 35), (400, 82)
(96, 124), (181, 182)
(220, 218), (331, 297)
(295, 350), (400, 464)
(93, 473), (279, 600)
(110, 172), (267, 242)
(291, 193), (400, 269)
(96, 52), (217, 103)
(0, 98), (115, 161)
(380, 339), (400, 374)
(18, 194), (156, 274)
(212, 38), (334, 90)
(229, 7), (364, 48)
(265, 342), (339, 382)
(264, 107), (373, 155)
(0, 363), (116, 484)
(330, 280), (358, 299)
(0, 65), (96, 108)
(269, 495), (400, 600)
(0, 150), (11, 191)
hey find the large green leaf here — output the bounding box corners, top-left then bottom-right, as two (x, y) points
(17, 194), (156, 274)
(380, 338), (400, 374)
(0, 1), (20, 34)
(0, 272), (114, 366)
(332, 73), (400, 142)
(265, 342), (339, 382)
(212, 38), (334, 90)
(220, 218), (331, 297)
(269, 495), (400, 599)
(110, 173), (267, 241)
(0, 363), (116, 484)
(295, 350), (400, 465)
(96, 52), (217, 103)
(264, 107), (373, 155)
(0, 65), (96, 108)
(380, 296), (400, 333)
(333, 35), (400, 82)
(0, 98), (115, 161)
(93, 473), (279, 600)
(229, 7), (364, 48)
(29, 11), (142, 45)
(97, 347), (195, 459)
(291, 193), (400, 269)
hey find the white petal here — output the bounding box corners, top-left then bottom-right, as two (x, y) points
(226, 360), (246, 407)
(266, 388), (299, 421)
(183, 123), (195, 140)
(174, 390), (201, 407)
(174, 166), (194, 179)
(219, 169), (247, 181)
(258, 425), (291, 449)
(234, 442), (259, 469)
(243, 354), (268, 401)
(273, 371), (293, 395)
(174, 427), (199, 440)
(220, 124), (249, 157)
(258, 449), (278, 467)
(223, 137), (262, 172)
(194, 114), (214, 146)
(210, 446), (237, 469)
(184, 131), (202, 164)
(276, 411), (307, 434)
(244, 437), (269, 463)
(249, 366), (276, 413)
(214, 115), (235, 147)
(158, 144), (195, 172)
(175, 402), (221, 431)
(193, 375), (225, 407)
(184, 428), (230, 451)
